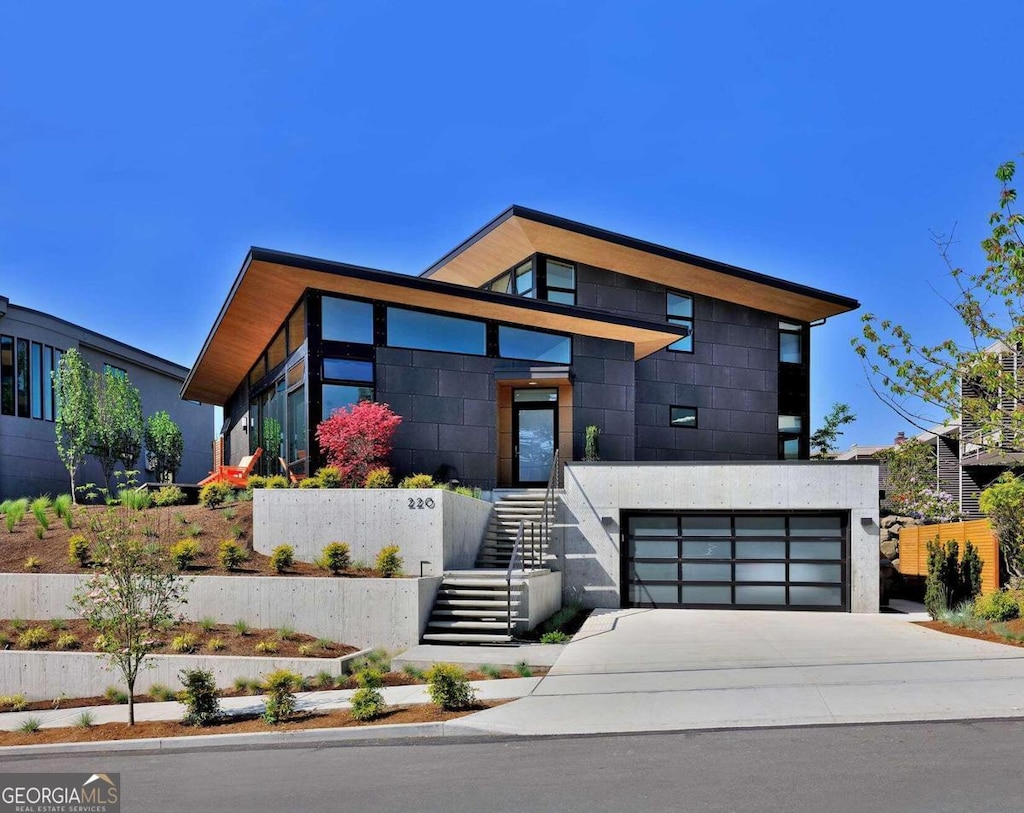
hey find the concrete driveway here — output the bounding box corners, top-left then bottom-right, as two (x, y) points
(449, 608), (1024, 736)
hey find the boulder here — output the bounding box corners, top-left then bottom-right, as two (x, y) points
(880, 540), (898, 560)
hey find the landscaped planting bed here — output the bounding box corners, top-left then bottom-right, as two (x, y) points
(917, 617), (1024, 648)
(0, 618), (357, 659)
(0, 502), (400, 579)
(0, 702), (508, 746)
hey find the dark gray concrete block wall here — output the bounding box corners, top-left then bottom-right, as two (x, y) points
(576, 263), (778, 462)
(571, 336), (635, 462)
(376, 347), (500, 488)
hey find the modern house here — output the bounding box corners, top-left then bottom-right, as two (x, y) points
(0, 295), (213, 499)
(185, 206), (880, 616)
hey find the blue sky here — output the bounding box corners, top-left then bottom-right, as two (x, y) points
(2, 1), (1022, 447)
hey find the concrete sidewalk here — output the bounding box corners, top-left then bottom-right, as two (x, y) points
(0, 678), (540, 732)
(448, 609), (1024, 736)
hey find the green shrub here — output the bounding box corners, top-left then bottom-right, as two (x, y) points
(584, 423), (601, 461)
(310, 467), (340, 488)
(426, 663), (476, 710)
(5, 498), (27, 532)
(179, 668), (221, 726)
(206, 637), (226, 652)
(120, 488), (153, 511)
(973, 590), (1021, 621)
(171, 633), (199, 653)
(218, 540), (248, 571)
(298, 478), (321, 489)
(479, 664), (502, 680)
(22, 556), (40, 571)
(0, 694), (28, 711)
(453, 485), (482, 499)
(68, 534), (90, 567)
(925, 538), (978, 620)
(399, 474), (435, 489)
(363, 467), (394, 489)
(540, 630), (571, 644)
(55, 633), (80, 650)
(153, 485), (187, 507)
(270, 544), (295, 573)
(318, 542), (351, 575)
(30, 495), (51, 530)
(148, 683), (177, 702)
(199, 481), (234, 508)
(247, 475), (268, 490)
(514, 661), (533, 678)
(265, 475), (290, 489)
(17, 626), (50, 650)
(350, 669), (387, 721)
(255, 638), (279, 654)
(170, 539), (201, 571)
(376, 544), (403, 577)
(261, 669), (301, 724)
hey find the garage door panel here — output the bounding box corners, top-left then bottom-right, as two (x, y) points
(624, 511), (849, 612)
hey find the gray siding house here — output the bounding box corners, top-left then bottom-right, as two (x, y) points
(0, 295), (213, 499)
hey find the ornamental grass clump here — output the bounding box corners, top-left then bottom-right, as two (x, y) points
(5, 498), (27, 533)
(30, 495), (52, 530)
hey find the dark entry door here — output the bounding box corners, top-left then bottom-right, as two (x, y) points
(512, 388), (558, 487)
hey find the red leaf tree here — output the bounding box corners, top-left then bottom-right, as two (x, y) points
(315, 401), (402, 487)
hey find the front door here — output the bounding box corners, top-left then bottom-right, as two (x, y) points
(512, 388), (558, 487)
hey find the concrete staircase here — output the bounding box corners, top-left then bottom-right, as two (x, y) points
(422, 490), (557, 644)
(475, 489), (551, 569)
(421, 571), (524, 644)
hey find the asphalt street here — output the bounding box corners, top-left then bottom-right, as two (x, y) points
(1, 719), (1021, 813)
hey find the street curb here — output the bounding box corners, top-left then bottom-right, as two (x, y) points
(0, 719), (500, 758)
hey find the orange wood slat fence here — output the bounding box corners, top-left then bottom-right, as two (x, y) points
(897, 520), (1000, 594)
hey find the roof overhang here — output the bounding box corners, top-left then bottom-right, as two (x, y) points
(422, 206), (859, 322)
(182, 248), (691, 405)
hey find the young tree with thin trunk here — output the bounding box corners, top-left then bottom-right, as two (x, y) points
(71, 503), (189, 725)
(810, 402), (856, 459)
(53, 348), (95, 503)
(92, 367), (144, 491)
(144, 410), (184, 483)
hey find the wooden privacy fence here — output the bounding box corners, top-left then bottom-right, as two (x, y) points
(898, 520), (1000, 594)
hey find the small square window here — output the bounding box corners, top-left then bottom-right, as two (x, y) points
(670, 405), (697, 429)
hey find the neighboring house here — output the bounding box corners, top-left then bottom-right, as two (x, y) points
(185, 205), (879, 613)
(0, 295), (213, 499)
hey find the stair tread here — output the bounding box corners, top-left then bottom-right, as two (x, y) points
(428, 620), (512, 629)
(422, 633), (514, 643)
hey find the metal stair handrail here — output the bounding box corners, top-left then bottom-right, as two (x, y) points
(506, 520), (525, 639)
(540, 447), (559, 567)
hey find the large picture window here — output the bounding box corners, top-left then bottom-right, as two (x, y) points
(323, 296), (374, 344)
(321, 354), (374, 422)
(386, 307), (486, 356)
(498, 326), (571, 364)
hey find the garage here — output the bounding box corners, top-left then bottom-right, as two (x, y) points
(623, 512), (849, 611)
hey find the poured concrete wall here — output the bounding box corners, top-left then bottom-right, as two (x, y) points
(253, 489), (492, 575)
(0, 573), (442, 652)
(558, 461), (880, 613)
(520, 570), (564, 630)
(0, 649), (369, 702)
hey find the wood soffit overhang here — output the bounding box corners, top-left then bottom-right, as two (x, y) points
(182, 253), (690, 405)
(421, 207), (860, 324)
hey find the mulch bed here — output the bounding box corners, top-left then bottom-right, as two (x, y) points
(0, 501), (399, 579)
(0, 702), (505, 746)
(916, 618), (1024, 648)
(0, 617), (356, 660)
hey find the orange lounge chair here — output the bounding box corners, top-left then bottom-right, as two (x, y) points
(279, 456), (307, 484)
(199, 447), (263, 487)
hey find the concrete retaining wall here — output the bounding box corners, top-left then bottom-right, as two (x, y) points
(558, 461), (880, 613)
(0, 574), (443, 652)
(253, 489), (492, 575)
(0, 649), (370, 702)
(520, 570), (564, 630)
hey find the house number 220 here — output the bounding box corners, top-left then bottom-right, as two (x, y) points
(408, 497), (435, 509)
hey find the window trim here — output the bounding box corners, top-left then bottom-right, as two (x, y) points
(669, 405), (698, 429)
